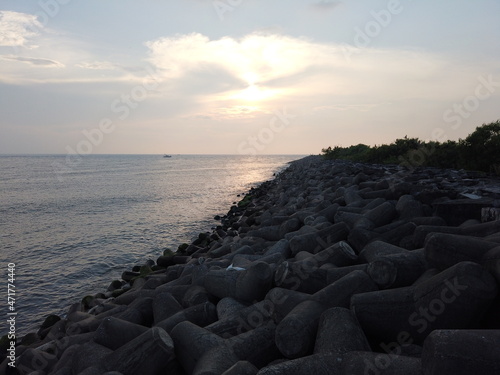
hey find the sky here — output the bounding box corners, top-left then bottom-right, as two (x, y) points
(1, 0), (499, 155)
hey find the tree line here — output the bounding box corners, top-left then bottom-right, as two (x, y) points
(321, 120), (500, 174)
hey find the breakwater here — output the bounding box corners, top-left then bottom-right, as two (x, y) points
(2, 155), (500, 374)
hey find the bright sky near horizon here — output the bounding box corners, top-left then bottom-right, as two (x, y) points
(1, 0), (499, 155)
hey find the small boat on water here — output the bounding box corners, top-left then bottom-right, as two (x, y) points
(163, 155), (172, 158)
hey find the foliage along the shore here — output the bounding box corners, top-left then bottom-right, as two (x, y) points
(322, 120), (500, 174)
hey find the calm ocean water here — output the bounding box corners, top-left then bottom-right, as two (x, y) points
(0, 154), (302, 336)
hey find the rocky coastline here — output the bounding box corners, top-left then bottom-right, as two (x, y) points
(2, 155), (500, 375)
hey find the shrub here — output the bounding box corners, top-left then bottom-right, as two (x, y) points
(321, 121), (500, 174)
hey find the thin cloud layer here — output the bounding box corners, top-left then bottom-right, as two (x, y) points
(310, 1), (343, 11)
(1, 55), (64, 67)
(76, 61), (119, 70)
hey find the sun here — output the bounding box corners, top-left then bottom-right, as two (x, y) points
(234, 84), (275, 102)
(224, 72), (280, 103)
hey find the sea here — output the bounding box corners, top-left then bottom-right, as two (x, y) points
(0, 154), (303, 337)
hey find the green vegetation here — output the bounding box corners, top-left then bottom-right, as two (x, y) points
(237, 194), (253, 208)
(163, 248), (175, 256)
(177, 243), (189, 253)
(321, 121), (500, 174)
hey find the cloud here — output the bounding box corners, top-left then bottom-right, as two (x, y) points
(145, 32), (463, 100)
(76, 61), (119, 70)
(2, 27), (495, 132)
(0, 55), (64, 67)
(75, 61), (148, 74)
(146, 32), (339, 85)
(310, 1), (343, 11)
(143, 31), (500, 124)
(190, 105), (267, 120)
(0, 11), (42, 47)
(313, 103), (383, 112)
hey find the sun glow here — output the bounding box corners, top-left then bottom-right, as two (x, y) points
(242, 72), (258, 85)
(233, 84), (276, 102)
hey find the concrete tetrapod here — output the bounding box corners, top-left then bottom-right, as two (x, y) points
(206, 299), (274, 338)
(274, 261), (367, 294)
(296, 240), (357, 267)
(351, 286), (417, 350)
(424, 233), (499, 270)
(221, 360), (259, 375)
(256, 353), (343, 375)
(353, 261), (499, 346)
(152, 291), (184, 324)
(412, 261), (498, 341)
(460, 219), (500, 237)
(204, 261), (274, 302)
(69, 342), (113, 374)
(275, 300), (326, 358)
(93, 316), (149, 350)
(314, 307), (371, 355)
(274, 261), (329, 293)
(267, 270), (378, 322)
(341, 351), (422, 375)
(480, 245), (500, 283)
(363, 201), (397, 228)
(359, 240), (411, 263)
(412, 225), (462, 248)
(367, 249), (427, 289)
(102, 327), (174, 375)
(289, 222), (349, 256)
(15, 347), (58, 374)
(216, 297), (249, 320)
(154, 301), (218, 334)
(421, 329), (500, 375)
(171, 320), (279, 374)
(192, 345), (241, 375)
